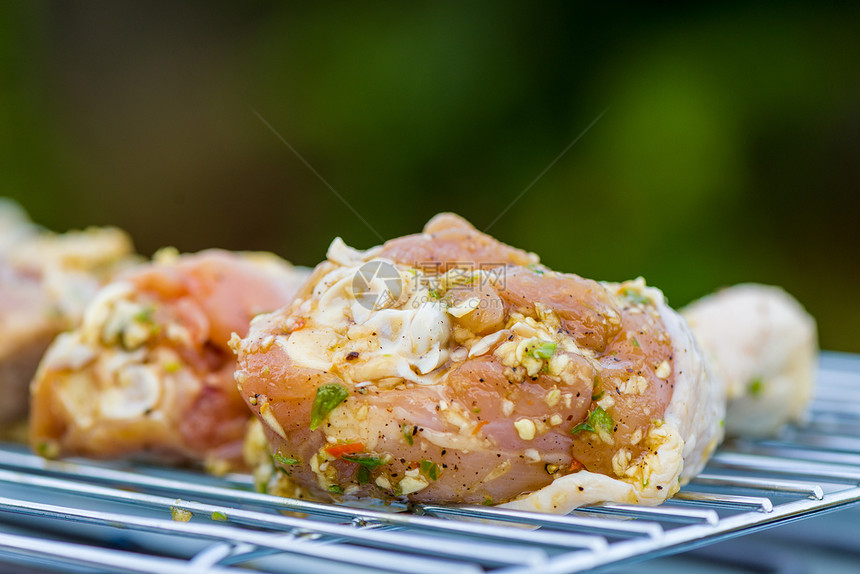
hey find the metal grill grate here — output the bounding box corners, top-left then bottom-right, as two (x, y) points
(1, 352), (858, 573)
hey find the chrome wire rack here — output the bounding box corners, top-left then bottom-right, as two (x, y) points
(1, 352), (858, 574)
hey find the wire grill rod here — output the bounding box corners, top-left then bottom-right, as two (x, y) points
(0, 351), (858, 573)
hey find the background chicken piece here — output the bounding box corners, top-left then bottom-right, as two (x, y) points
(0, 199), (136, 427)
(232, 214), (724, 512)
(683, 284), (817, 437)
(30, 249), (309, 469)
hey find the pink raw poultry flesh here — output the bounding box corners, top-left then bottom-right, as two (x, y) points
(233, 214), (723, 512)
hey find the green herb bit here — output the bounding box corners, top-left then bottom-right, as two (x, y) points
(211, 511), (228, 522)
(328, 485), (344, 495)
(630, 336), (640, 348)
(571, 406), (614, 435)
(528, 341), (557, 360)
(254, 479), (268, 494)
(748, 377), (764, 397)
(482, 496), (494, 506)
(472, 407), (481, 414)
(357, 466), (371, 484)
(428, 289), (442, 300)
(273, 453), (300, 466)
(589, 406), (614, 431)
(621, 288), (650, 306)
(35, 440), (60, 459)
(591, 390), (604, 401)
(527, 263), (545, 276)
(719, 419), (725, 427)
(134, 305), (156, 323)
(420, 460), (440, 481)
(341, 453), (388, 469)
(401, 422), (414, 446)
(310, 383), (349, 430)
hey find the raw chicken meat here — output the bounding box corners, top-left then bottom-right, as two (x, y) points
(683, 284), (817, 437)
(0, 199), (135, 426)
(232, 214), (724, 512)
(30, 248), (309, 469)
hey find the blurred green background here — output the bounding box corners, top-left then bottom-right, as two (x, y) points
(1, 2), (858, 351)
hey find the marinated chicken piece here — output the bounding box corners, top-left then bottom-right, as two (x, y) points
(0, 199), (135, 426)
(30, 249), (310, 468)
(232, 214), (724, 512)
(683, 284), (817, 437)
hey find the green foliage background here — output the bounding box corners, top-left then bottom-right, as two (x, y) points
(1, 2), (858, 351)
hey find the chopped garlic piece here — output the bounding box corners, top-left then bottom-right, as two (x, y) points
(514, 418), (536, 441)
(398, 475), (430, 495)
(446, 297), (480, 318)
(171, 506), (192, 522)
(655, 360), (672, 379)
(623, 375), (649, 395)
(375, 476), (392, 490)
(259, 400), (287, 439)
(596, 395), (616, 411)
(611, 448), (632, 478)
(468, 331), (504, 358)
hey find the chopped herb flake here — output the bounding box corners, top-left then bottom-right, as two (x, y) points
(570, 421), (595, 434)
(35, 440), (59, 459)
(482, 496), (494, 506)
(211, 511), (227, 521)
(328, 485), (344, 495)
(134, 305), (156, 323)
(273, 453), (300, 466)
(631, 337), (640, 348)
(401, 422), (414, 446)
(571, 406), (614, 435)
(621, 288), (651, 306)
(341, 453), (388, 469)
(748, 377), (764, 397)
(590, 406), (614, 431)
(310, 383), (349, 430)
(420, 460), (440, 481)
(357, 466), (371, 484)
(528, 341), (557, 360)
(528, 264), (545, 276)
(591, 390), (604, 401)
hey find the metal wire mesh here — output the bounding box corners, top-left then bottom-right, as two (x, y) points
(1, 352), (858, 573)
